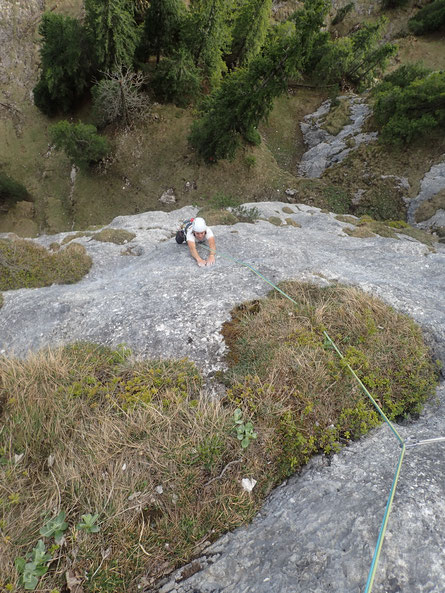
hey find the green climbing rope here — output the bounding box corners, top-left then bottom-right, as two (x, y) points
(199, 242), (408, 593)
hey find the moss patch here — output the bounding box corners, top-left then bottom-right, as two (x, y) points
(61, 231), (93, 245)
(285, 218), (301, 227)
(0, 238), (92, 290)
(321, 98), (352, 136)
(336, 214), (359, 225)
(268, 216), (283, 226)
(93, 228), (136, 244)
(344, 226), (376, 238)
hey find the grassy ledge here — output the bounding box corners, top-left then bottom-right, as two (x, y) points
(0, 284), (439, 592)
(0, 238), (92, 290)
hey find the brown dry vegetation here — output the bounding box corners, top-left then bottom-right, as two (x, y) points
(0, 237), (92, 290)
(0, 284), (439, 592)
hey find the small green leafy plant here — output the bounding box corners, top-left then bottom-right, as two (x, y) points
(39, 511), (68, 543)
(15, 539), (51, 590)
(233, 408), (257, 449)
(77, 513), (100, 533)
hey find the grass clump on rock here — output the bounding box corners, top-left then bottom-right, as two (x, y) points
(0, 284), (438, 591)
(221, 282), (439, 478)
(93, 228), (136, 244)
(0, 238), (92, 290)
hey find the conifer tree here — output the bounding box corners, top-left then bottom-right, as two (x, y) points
(230, 0), (272, 67)
(189, 0), (330, 161)
(137, 0), (185, 64)
(186, 0), (233, 87)
(84, 0), (139, 73)
(33, 12), (91, 115)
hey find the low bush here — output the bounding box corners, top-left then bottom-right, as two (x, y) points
(49, 121), (111, 169)
(0, 173), (30, 209)
(0, 238), (92, 290)
(408, 0), (445, 35)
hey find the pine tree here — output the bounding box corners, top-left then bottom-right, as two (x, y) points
(230, 0), (272, 67)
(137, 0), (185, 64)
(186, 0), (233, 87)
(33, 12), (91, 115)
(85, 0), (139, 73)
(189, 0), (330, 161)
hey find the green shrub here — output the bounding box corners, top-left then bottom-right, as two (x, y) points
(0, 173), (30, 208)
(49, 121), (111, 169)
(408, 0), (445, 35)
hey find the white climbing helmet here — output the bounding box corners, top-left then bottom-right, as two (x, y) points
(192, 217), (207, 233)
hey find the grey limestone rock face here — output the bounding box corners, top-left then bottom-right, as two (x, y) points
(1, 202), (444, 372)
(407, 158), (445, 233)
(298, 96), (377, 178)
(1, 203), (445, 593)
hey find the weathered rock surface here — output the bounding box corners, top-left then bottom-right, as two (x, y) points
(298, 96), (377, 178)
(1, 203), (445, 593)
(1, 202), (444, 371)
(407, 158), (445, 234)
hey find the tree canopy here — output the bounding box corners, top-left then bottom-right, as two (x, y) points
(84, 0), (139, 72)
(33, 12), (91, 115)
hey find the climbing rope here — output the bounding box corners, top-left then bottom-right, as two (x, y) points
(198, 241), (442, 593)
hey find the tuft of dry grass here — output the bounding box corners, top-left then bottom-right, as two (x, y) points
(0, 238), (92, 290)
(222, 282), (439, 475)
(0, 345), (264, 592)
(93, 229), (136, 245)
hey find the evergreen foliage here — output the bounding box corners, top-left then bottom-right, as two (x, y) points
(0, 173), (30, 208)
(84, 0), (139, 73)
(230, 0), (272, 67)
(137, 0), (185, 64)
(381, 0), (409, 8)
(186, 0), (233, 88)
(408, 0), (445, 35)
(49, 121), (111, 169)
(309, 18), (396, 90)
(332, 2), (354, 25)
(189, 0), (330, 161)
(151, 49), (202, 107)
(33, 12), (91, 116)
(373, 68), (445, 145)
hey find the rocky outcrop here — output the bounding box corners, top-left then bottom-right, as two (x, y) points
(1, 203), (445, 593)
(298, 96), (377, 178)
(1, 202), (444, 370)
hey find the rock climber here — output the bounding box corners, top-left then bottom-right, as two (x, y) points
(176, 217), (216, 268)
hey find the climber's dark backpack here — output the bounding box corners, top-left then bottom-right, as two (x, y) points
(175, 218), (194, 244)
